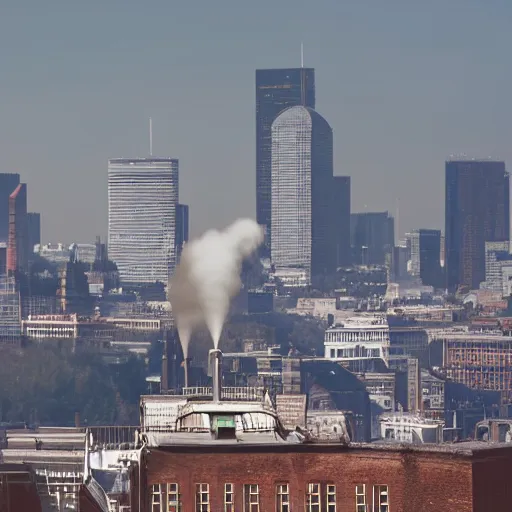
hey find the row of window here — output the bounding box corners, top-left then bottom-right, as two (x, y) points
(151, 482), (389, 512)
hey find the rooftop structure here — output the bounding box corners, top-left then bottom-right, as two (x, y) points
(324, 315), (390, 369)
(380, 413), (445, 444)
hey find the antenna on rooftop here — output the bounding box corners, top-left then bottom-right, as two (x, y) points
(301, 42), (304, 68)
(149, 117), (153, 156)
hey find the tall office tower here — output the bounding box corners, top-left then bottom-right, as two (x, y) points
(6, 184), (28, 274)
(108, 158), (179, 285)
(350, 212), (395, 265)
(481, 241), (512, 293)
(332, 176), (351, 267)
(27, 212), (41, 257)
(445, 160), (510, 291)
(271, 106), (335, 284)
(0, 174), (20, 242)
(390, 244), (410, 282)
(409, 229), (442, 288)
(175, 203), (189, 264)
(256, 68), (315, 253)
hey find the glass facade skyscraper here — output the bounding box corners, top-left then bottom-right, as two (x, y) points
(256, 68), (315, 253)
(271, 106), (334, 283)
(350, 212), (395, 266)
(108, 158), (179, 285)
(445, 160), (510, 291)
(0, 174), (20, 243)
(409, 229), (442, 288)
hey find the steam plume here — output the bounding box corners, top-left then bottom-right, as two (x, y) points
(169, 218), (264, 354)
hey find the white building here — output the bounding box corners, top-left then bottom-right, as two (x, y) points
(324, 314), (390, 366)
(480, 241), (512, 296)
(270, 106), (334, 284)
(108, 158), (179, 285)
(380, 414), (444, 444)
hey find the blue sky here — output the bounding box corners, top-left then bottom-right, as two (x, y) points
(1, 0), (511, 242)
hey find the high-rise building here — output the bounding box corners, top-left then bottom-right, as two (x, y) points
(176, 204), (189, 264)
(6, 183), (28, 274)
(445, 160), (510, 291)
(0, 174), (20, 242)
(271, 105), (335, 283)
(27, 212), (41, 259)
(332, 176), (351, 267)
(108, 158), (179, 285)
(350, 212), (395, 266)
(256, 68), (315, 253)
(409, 229), (442, 288)
(480, 241), (512, 295)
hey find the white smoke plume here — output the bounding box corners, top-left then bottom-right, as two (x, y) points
(169, 218), (264, 355)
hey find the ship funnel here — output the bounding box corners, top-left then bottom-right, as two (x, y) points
(209, 349), (222, 402)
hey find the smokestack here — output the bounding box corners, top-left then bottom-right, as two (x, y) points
(161, 338), (168, 393)
(183, 357), (190, 389)
(209, 349), (222, 402)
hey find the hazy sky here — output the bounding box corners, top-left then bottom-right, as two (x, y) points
(1, 0), (511, 243)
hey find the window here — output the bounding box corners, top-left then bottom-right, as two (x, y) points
(151, 484), (163, 512)
(195, 483), (209, 512)
(356, 484), (366, 512)
(168, 483), (179, 512)
(373, 485), (389, 512)
(327, 484), (336, 512)
(225, 483), (234, 512)
(244, 484), (259, 512)
(276, 484), (290, 512)
(306, 483), (321, 512)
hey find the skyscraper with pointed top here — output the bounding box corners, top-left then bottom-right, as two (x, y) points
(256, 67), (315, 254)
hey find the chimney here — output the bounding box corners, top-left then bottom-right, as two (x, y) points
(209, 349), (222, 402)
(161, 338), (169, 393)
(183, 358), (190, 389)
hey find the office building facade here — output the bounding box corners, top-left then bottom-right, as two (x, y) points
(256, 68), (315, 252)
(6, 184), (28, 274)
(271, 106), (335, 283)
(0, 174), (20, 242)
(333, 176), (351, 267)
(108, 158), (179, 285)
(351, 212), (395, 266)
(176, 203), (189, 264)
(27, 212), (41, 259)
(409, 229), (442, 288)
(445, 160), (510, 291)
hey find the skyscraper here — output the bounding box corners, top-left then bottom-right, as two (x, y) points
(27, 212), (41, 257)
(350, 212), (395, 265)
(256, 68), (315, 252)
(332, 176), (351, 267)
(7, 183), (28, 274)
(409, 229), (442, 288)
(176, 203), (189, 264)
(445, 160), (510, 291)
(108, 158), (179, 285)
(0, 174), (20, 242)
(271, 106), (335, 283)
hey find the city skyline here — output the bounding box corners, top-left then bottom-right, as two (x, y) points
(2, 2), (512, 242)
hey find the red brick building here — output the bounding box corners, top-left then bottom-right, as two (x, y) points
(0, 464), (43, 512)
(144, 443), (512, 512)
